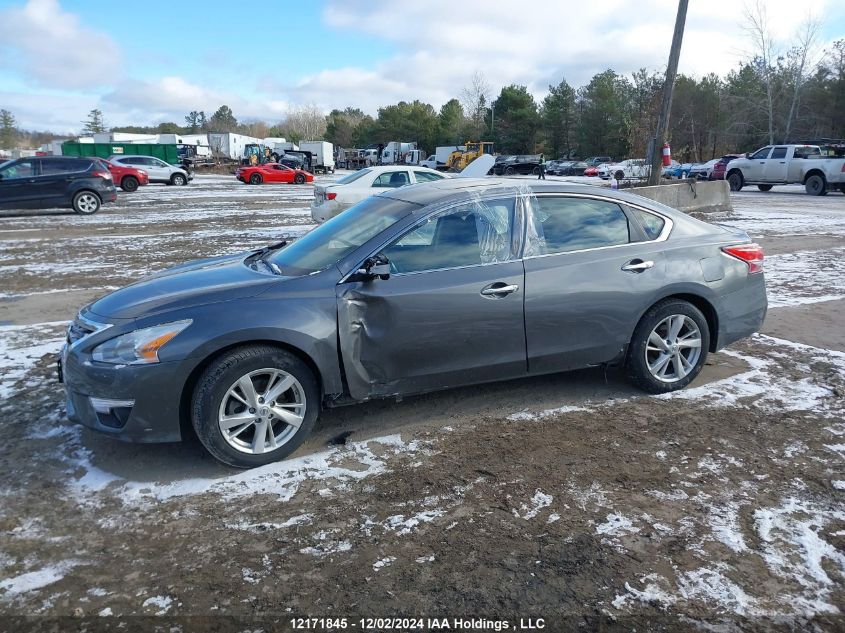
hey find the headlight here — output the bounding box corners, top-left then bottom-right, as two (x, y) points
(91, 320), (192, 365)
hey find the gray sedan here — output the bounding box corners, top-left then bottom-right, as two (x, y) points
(60, 179), (767, 468)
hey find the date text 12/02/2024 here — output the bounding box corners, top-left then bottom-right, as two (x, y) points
(290, 617), (547, 630)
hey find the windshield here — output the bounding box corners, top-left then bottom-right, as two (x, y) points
(335, 169), (372, 185)
(268, 195), (417, 275)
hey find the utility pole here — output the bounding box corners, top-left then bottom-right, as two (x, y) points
(647, 0), (689, 186)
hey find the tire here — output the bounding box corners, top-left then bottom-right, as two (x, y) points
(171, 173), (187, 186)
(505, 167), (514, 175)
(191, 345), (320, 468)
(805, 174), (827, 196)
(757, 184), (773, 192)
(625, 299), (710, 394)
(294, 173), (306, 184)
(249, 173), (263, 185)
(532, 166), (540, 175)
(615, 170), (625, 180)
(72, 191), (101, 215)
(120, 176), (139, 192)
(727, 171), (744, 191)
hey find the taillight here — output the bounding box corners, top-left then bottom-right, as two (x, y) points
(326, 192), (337, 200)
(92, 170), (112, 180)
(722, 244), (764, 274)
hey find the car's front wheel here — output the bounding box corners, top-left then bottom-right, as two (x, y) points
(121, 176), (139, 192)
(249, 173), (262, 185)
(727, 171), (744, 191)
(192, 346), (319, 468)
(626, 299), (710, 394)
(171, 173), (187, 186)
(72, 191), (101, 215)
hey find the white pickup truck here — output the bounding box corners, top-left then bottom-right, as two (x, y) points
(725, 144), (845, 195)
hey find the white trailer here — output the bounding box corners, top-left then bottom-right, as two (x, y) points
(381, 141), (417, 164)
(92, 132), (158, 144)
(207, 133), (262, 161)
(299, 140), (335, 173)
(405, 149), (424, 165)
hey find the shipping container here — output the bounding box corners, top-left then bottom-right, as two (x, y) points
(61, 142), (181, 164)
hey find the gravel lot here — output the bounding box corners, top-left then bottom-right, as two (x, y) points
(0, 174), (843, 631)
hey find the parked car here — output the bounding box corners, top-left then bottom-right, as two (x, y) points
(688, 159), (720, 180)
(0, 156), (117, 214)
(725, 144), (845, 195)
(60, 179), (767, 468)
(584, 156), (613, 167)
(583, 166), (600, 177)
(94, 158), (149, 192)
(236, 163), (314, 185)
(710, 154), (742, 181)
(494, 155), (541, 176)
(560, 161), (589, 176)
(662, 161), (692, 179)
(599, 159), (649, 180)
(310, 165), (448, 222)
(109, 155), (192, 186)
(420, 154), (438, 170)
(544, 160), (564, 175)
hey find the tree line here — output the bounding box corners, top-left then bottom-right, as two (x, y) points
(3, 34), (843, 163)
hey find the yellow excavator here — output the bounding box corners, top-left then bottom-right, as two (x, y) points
(445, 141), (494, 172)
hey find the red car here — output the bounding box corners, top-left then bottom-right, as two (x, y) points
(584, 166), (600, 177)
(710, 154), (742, 181)
(94, 158), (149, 192)
(236, 163), (313, 185)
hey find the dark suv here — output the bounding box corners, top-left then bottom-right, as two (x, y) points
(0, 156), (117, 214)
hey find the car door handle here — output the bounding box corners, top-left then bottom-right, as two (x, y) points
(480, 283), (519, 297)
(621, 259), (654, 272)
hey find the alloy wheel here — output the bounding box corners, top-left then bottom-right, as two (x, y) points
(217, 368), (306, 454)
(76, 193), (99, 213)
(644, 315), (702, 383)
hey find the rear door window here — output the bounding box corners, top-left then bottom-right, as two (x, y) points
(527, 196), (631, 256)
(413, 171), (445, 183)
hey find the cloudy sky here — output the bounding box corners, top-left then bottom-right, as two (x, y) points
(1, 0), (843, 134)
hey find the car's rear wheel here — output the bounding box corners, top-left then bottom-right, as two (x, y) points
(171, 173), (187, 186)
(615, 170), (625, 180)
(805, 174), (827, 196)
(249, 173), (263, 185)
(505, 167), (514, 175)
(72, 191), (101, 215)
(626, 299), (710, 394)
(192, 345), (319, 468)
(727, 172), (744, 191)
(121, 176), (139, 192)
(294, 173), (306, 184)
(757, 184), (773, 192)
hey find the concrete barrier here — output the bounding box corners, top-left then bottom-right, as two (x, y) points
(628, 179), (732, 214)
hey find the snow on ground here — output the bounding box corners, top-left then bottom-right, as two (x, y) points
(0, 322), (66, 401)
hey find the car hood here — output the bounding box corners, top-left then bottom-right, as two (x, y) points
(88, 253), (279, 320)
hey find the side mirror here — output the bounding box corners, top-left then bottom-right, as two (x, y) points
(745, 152), (751, 158)
(356, 254), (391, 281)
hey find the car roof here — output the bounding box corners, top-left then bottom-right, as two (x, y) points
(357, 165), (440, 174)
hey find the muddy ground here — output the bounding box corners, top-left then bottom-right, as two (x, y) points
(0, 175), (843, 632)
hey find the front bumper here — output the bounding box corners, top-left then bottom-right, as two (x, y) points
(61, 345), (185, 443)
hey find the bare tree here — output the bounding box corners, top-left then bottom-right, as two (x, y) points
(460, 71), (492, 138)
(280, 104), (327, 143)
(783, 13), (823, 142)
(742, 0), (778, 144)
